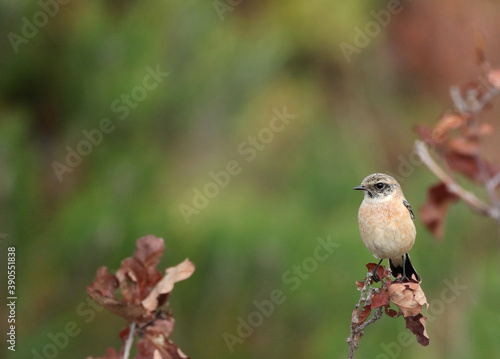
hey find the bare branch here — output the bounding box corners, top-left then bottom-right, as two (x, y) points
(414, 140), (500, 220)
(347, 273), (384, 359)
(123, 322), (136, 359)
(488, 172), (500, 192)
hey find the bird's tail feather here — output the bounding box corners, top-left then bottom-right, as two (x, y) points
(389, 253), (420, 282)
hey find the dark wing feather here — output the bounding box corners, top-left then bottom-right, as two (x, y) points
(403, 199), (415, 221)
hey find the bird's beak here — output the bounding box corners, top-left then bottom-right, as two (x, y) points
(353, 185), (366, 191)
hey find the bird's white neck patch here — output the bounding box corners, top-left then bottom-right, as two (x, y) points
(363, 192), (394, 203)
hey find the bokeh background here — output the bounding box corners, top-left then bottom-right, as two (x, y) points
(1, 0), (500, 358)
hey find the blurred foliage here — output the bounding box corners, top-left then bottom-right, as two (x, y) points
(1, 0), (500, 358)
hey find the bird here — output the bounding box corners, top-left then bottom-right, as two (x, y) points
(354, 173), (420, 282)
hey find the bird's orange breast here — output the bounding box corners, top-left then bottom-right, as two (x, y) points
(358, 199), (416, 261)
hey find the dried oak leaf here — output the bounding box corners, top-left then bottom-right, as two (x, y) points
(384, 306), (401, 318)
(444, 151), (483, 183)
(366, 263), (388, 280)
(87, 235), (168, 323)
(142, 259), (196, 313)
(352, 305), (372, 324)
(387, 280), (428, 318)
(447, 137), (479, 156)
(371, 286), (390, 309)
(433, 114), (466, 144)
(136, 319), (190, 359)
(115, 235), (165, 304)
(355, 280), (365, 290)
(87, 266), (149, 322)
(405, 313), (430, 346)
(87, 235), (194, 359)
(420, 182), (458, 239)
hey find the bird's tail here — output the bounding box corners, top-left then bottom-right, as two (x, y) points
(389, 253), (420, 282)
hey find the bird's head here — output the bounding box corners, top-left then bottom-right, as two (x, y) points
(354, 173), (402, 202)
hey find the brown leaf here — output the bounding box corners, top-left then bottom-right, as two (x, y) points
(142, 259), (196, 313)
(134, 235), (165, 268)
(116, 236), (165, 304)
(387, 281), (429, 318)
(355, 280), (365, 290)
(384, 307), (401, 318)
(444, 151), (482, 182)
(405, 314), (430, 346)
(447, 137), (479, 156)
(371, 287), (390, 309)
(87, 268), (151, 323)
(366, 263), (388, 280)
(87, 236), (193, 359)
(433, 114), (465, 143)
(352, 305), (372, 325)
(87, 267), (119, 299)
(137, 319), (190, 359)
(420, 182), (458, 239)
(413, 284), (429, 310)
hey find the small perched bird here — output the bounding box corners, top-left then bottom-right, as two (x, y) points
(354, 173), (420, 282)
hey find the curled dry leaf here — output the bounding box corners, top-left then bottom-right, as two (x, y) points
(135, 318), (190, 359)
(355, 280), (365, 290)
(350, 264), (430, 350)
(87, 267), (149, 322)
(420, 182), (458, 239)
(352, 305), (372, 324)
(142, 259), (196, 313)
(444, 151), (487, 183)
(447, 137), (479, 156)
(387, 280), (428, 318)
(405, 314), (430, 346)
(115, 235), (165, 305)
(366, 262), (388, 280)
(384, 307), (400, 318)
(86, 235), (194, 359)
(433, 114), (465, 143)
(371, 286), (390, 309)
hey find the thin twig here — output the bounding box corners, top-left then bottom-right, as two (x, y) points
(468, 113), (500, 239)
(347, 273), (384, 359)
(414, 140), (500, 220)
(488, 172), (500, 190)
(123, 322), (136, 359)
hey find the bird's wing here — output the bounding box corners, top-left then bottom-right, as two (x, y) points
(403, 199), (415, 221)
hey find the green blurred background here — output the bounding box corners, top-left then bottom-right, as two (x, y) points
(1, 0), (500, 358)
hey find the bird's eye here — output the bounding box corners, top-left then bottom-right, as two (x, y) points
(375, 182), (385, 190)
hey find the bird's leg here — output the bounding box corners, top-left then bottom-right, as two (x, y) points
(372, 258), (383, 282)
(394, 255), (409, 283)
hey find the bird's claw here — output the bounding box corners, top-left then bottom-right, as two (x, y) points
(394, 275), (409, 283)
